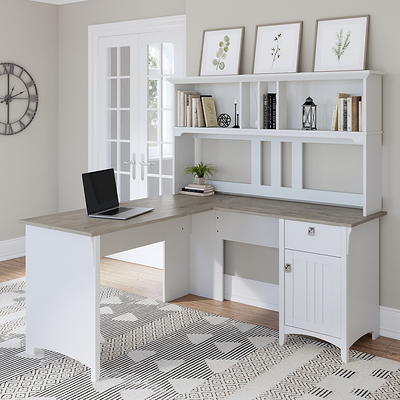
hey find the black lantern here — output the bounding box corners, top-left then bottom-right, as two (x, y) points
(302, 97), (317, 130)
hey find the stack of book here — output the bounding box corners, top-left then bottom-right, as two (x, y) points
(263, 93), (277, 129)
(176, 91), (218, 127)
(180, 184), (215, 197)
(331, 93), (363, 132)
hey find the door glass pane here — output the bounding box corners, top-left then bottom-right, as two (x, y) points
(108, 79), (117, 108)
(148, 176), (159, 197)
(120, 78), (130, 108)
(120, 110), (130, 140)
(148, 44), (160, 72)
(162, 79), (173, 109)
(148, 143), (160, 174)
(108, 141), (117, 170)
(162, 178), (173, 195)
(120, 174), (130, 202)
(162, 110), (173, 142)
(107, 110), (117, 139)
(162, 42), (174, 75)
(148, 79), (159, 109)
(162, 144), (173, 175)
(108, 47), (117, 76)
(120, 46), (130, 76)
(120, 142), (130, 172)
(148, 110), (158, 141)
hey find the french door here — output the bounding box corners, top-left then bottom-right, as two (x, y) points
(89, 17), (185, 202)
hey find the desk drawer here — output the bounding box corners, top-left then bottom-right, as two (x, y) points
(285, 220), (344, 257)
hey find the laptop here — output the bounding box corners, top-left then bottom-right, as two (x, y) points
(82, 168), (154, 220)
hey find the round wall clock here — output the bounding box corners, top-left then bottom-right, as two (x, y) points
(0, 63), (38, 135)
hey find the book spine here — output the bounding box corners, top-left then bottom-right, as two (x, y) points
(263, 94), (267, 129)
(342, 98), (348, 131)
(267, 93), (272, 129)
(347, 97), (352, 132)
(271, 93), (276, 129)
(358, 98), (363, 131)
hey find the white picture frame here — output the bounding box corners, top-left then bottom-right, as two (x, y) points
(253, 22), (302, 74)
(314, 16), (369, 72)
(200, 27), (244, 76)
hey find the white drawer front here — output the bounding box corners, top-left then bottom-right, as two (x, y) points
(285, 220), (345, 257)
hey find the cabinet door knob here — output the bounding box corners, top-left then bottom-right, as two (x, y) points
(308, 226), (315, 236)
(284, 263), (292, 272)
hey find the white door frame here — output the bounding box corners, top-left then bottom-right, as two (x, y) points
(88, 15), (186, 172)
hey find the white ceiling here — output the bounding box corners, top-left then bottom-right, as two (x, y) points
(30, 0), (87, 5)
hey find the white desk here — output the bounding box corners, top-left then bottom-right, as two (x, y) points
(22, 194), (385, 382)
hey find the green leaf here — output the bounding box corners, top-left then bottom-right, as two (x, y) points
(212, 59), (218, 65)
(216, 48), (224, 57)
(219, 41), (224, 47)
(219, 62), (225, 70)
(224, 46), (229, 52)
(224, 35), (230, 42)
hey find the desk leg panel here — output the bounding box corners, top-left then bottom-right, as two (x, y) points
(25, 225), (100, 381)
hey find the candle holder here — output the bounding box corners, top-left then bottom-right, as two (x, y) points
(302, 96), (317, 130)
(233, 100), (240, 128)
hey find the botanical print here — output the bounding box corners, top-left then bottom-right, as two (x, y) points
(271, 33), (282, 64)
(213, 35), (230, 70)
(314, 16), (369, 72)
(200, 27), (243, 76)
(332, 29), (351, 62)
(253, 22), (301, 74)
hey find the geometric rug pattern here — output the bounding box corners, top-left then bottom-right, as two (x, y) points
(0, 278), (399, 399)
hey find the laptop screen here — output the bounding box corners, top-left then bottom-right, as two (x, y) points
(82, 168), (119, 215)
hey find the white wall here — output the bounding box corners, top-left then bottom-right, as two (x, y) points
(0, 0), (59, 241)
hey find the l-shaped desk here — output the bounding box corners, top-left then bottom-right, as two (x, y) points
(22, 193), (385, 382)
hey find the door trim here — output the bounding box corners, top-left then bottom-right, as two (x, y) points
(88, 15), (186, 171)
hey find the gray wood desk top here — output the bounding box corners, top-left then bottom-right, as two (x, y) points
(22, 194), (386, 237)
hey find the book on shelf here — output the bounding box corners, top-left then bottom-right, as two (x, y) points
(201, 96), (218, 127)
(331, 93), (350, 131)
(196, 100), (206, 127)
(332, 93), (362, 132)
(186, 183), (214, 190)
(263, 93), (276, 129)
(179, 189), (215, 197)
(183, 184), (214, 193)
(176, 91), (212, 127)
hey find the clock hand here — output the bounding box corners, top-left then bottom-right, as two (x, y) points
(10, 91), (25, 99)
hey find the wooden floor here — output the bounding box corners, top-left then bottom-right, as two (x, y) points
(2, 256), (400, 362)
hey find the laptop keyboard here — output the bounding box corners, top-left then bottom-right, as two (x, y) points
(100, 207), (131, 216)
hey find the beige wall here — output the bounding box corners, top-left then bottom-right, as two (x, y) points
(185, 0), (400, 309)
(0, 0), (58, 241)
(58, 0), (185, 211)
(2, 0), (400, 309)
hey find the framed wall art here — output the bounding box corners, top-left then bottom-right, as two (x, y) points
(314, 15), (369, 72)
(199, 27), (244, 76)
(253, 21), (302, 74)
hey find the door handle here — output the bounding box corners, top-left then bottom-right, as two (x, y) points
(284, 263), (292, 272)
(139, 161), (156, 167)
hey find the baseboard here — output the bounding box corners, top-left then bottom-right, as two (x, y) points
(224, 274), (279, 312)
(0, 237), (25, 262)
(379, 306), (400, 340)
(223, 275), (400, 341)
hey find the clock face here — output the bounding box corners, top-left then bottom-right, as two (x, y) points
(0, 63), (38, 135)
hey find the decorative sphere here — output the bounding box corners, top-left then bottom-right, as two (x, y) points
(217, 113), (231, 128)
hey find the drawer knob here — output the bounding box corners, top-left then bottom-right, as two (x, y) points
(284, 263), (292, 272)
(308, 226), (315, 236)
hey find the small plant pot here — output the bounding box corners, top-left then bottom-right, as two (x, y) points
(194, 177), (206, 185)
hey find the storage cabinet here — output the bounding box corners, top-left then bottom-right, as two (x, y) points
(279, 218), (380, 363)
(284, 249), (342, 338)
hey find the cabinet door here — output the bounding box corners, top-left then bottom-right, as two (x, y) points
(284, 249), (342, 338)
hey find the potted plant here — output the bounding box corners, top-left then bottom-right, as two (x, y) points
(185, 162), (215, 185)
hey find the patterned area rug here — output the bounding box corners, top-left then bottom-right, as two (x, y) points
(0, 278), (399, 399)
